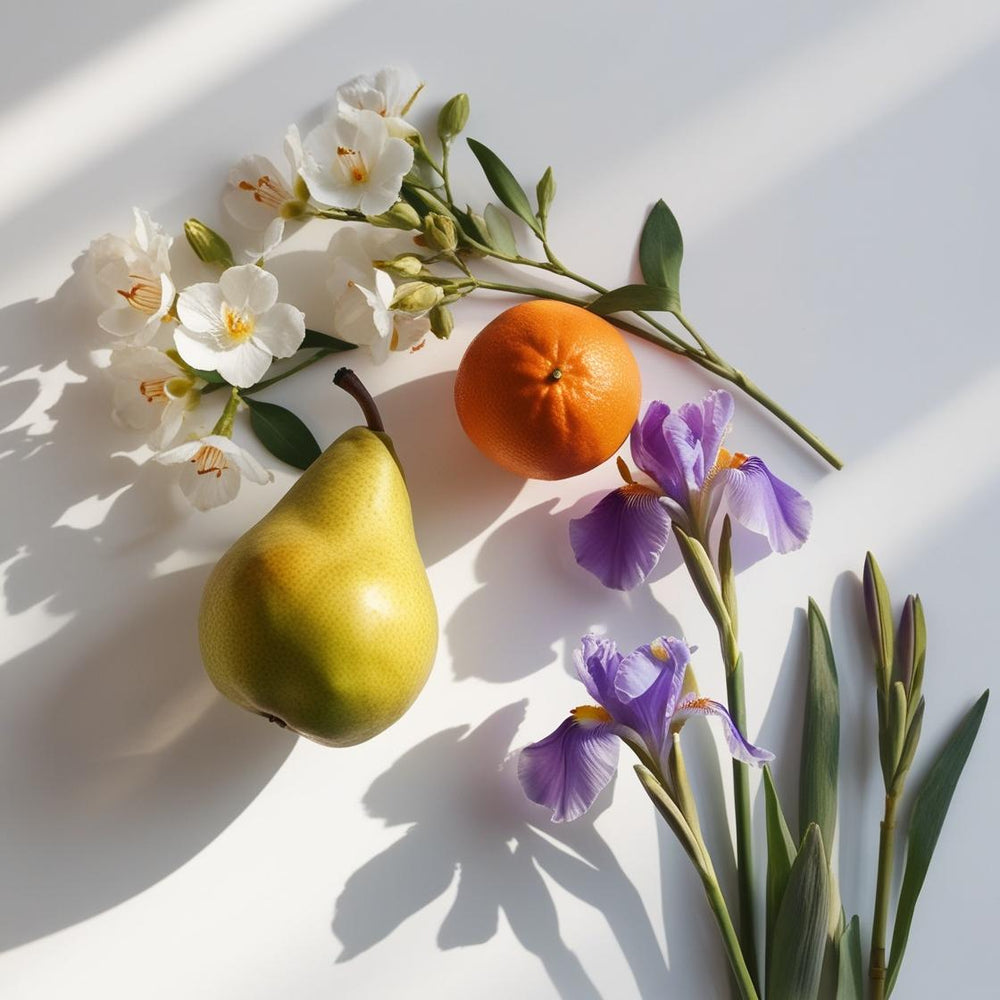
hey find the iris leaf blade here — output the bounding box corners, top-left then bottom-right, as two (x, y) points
(886, 690), (989, 995)
(770, 824), (830, 1000)
(800, 598), (840, 857)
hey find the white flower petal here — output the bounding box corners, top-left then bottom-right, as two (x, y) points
(148, 397), (189, 450)
(333, 284), (382, 346)
(252, 303), (305, 358)
(177, 283), (226, 334)
(213, 436), (273, 484)
(155, 439), (204, 465)
(98, 305), (151, 339)
(213, 340), (272, 388)
(283, 124), (304, 172)
(392, 313), (430, 351)
(219, 265), (278, 314)
(180, 464), (242, 511)
(173, 328), (222, 372)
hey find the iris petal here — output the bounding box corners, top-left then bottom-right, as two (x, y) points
(569, 485), (672, 591)
(572, 633), (621, 706)
(630, 401), (685, 501)
(517, 715), (620, 822)
(664, 390), (735, 495)
(673, 695), (775, 765)
(722, 456), (812, 553)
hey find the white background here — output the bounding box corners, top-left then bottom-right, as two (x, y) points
(2, 1), (998, 997)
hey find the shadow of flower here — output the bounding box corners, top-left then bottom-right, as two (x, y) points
(332, 701), (670, 1000)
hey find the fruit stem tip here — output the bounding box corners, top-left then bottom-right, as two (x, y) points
(333, 367), (385, 432)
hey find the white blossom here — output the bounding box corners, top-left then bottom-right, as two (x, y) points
(155, 434), (272, 511)
(173, 265), (305, 388)
(336, 67), (422, 138)
(224, 125), (306, 232)
(107, 346), (201, 449)
(300, 110), (413, 217)
(327, 227), (429, 363)
(90, 208), (176, 344)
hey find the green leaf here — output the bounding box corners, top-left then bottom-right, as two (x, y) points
(764, 766), (797, 997)
(300, 329), (357, 352)
(186, 365), (227, 384)
(466, 138), (543, 237)
(770, 824), (831, 1000)
(672, 526), (732, 640)
(638, 199), (683, 302)
(886, 690), (989, 995)
(836, 916), (864, 1000)
(633, 764), (705, 871)
(800, 598), (840, 857)
(483, 203), (518, 257)
(245, 398), (321, 471)
(588, 283), (679, 316)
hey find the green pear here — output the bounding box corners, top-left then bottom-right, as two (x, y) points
(198, 368), (438, 747)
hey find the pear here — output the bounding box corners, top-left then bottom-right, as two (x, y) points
(198, 368), (438, 747)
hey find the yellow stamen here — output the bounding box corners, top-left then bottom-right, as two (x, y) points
(139, 377), (169, 402)
(571, 705), (613, 724)
(224, 307), (255, 343)
(191, 445), (228, 478)
(681, 697), (712, 712)
(117, 275), (161, 314)
(337, 145), (369, 184)
(237, 174), (288, 209)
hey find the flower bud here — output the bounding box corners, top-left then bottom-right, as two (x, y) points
(390, 281), (444, 313)
(429, 304), (454, 339)
(863, 552), (894, 693)
(423, 213), (458, 252)
(368, 201), (421, 230)
(184, 218), (234, 268)
(375, 255), (425, 278)
(437, 93), (470, 143)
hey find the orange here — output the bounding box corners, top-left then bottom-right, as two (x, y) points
(454, 300), (642, 480)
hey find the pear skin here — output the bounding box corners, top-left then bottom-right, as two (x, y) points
(198, 379), (438, 747)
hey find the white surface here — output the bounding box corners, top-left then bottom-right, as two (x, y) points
(2, 1), (998, 997)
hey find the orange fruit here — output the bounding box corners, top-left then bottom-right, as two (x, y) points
(454, 300), (642, 480)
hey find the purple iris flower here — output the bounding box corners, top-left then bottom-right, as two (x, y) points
(569, 390), (812, 591)
(517, 634), (773, 822)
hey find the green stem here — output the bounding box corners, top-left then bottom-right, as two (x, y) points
(240, 348), (338, 396)
(701, 868), (761, 1000)
(870, 793), (898, 1000)
(211, 386), (241, 436)
(726, 657), (760, 992)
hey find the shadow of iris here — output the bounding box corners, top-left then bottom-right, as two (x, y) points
(332, 701), (670, 1000)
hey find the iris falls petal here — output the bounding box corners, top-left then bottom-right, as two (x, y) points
(569, 485), (672, 591)
(723, 456), (812, 553)
(673, 695), (775, 765)
(517, 711), (621, 822)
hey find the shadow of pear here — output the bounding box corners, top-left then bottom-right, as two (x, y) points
(332, 700), (671, 999)
(0, 559), (296, 952)
(375, 370), (526, 567)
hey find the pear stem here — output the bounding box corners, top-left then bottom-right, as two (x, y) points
(333, 368), (385, 432)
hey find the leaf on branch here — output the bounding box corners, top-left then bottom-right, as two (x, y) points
(245, 398), (322, 470)
(466, 138), (544, 238)
(886, 690), (989, 996)
(483, 203), (518, 256)
(588, 283), (679, 316)
(836, 916), (864, 1000)
(300, 329), (357, 352)
(638, 199), (683, 305)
